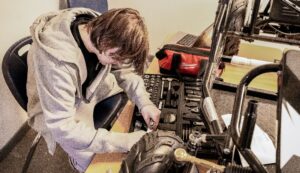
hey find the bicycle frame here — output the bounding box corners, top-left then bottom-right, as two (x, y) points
(200, 0), (300, 172)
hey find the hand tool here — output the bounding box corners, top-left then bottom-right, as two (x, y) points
(185, 97), (201, 102)
(185, 102), (199, 107)
(160, 80), (165, 99)
(162, 77), (179, 107)
(174, 148), (225, 172)
(185, 89), (194, 94)
(147, 119), (155, 132)
(188, 107), (200, 113)
(182, 76), (202, 82)
(185, 86), (201, 90)
(184, 82), (202, 86)
(187, 94), (202, 99)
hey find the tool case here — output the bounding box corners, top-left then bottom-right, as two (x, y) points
(131, 74), (206, 139)
(130, 73), (219, 157)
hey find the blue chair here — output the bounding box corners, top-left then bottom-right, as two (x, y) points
(66, 0), (108, 13)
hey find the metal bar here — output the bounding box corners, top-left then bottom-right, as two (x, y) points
(240, 149), (268, 173)
(262, 1), (270, 16)
(230, 64), (280, 143)
(213, 80), (278, 101)
(227, 31), (300, 45)
(249, 0), (261, 35)
(203, 0), (230, 97)
(229, 65), (280, 173)
(22, 132), (42, 173)
(239, 100), (258, 149)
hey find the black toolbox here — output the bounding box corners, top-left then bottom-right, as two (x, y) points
(129, 72), (277, 157)
(131, 74), (207, 142)
(130, 74), (220, 157)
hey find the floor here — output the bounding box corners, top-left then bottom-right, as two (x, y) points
(0, 128), (77, 173)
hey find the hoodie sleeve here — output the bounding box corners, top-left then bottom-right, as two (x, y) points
(111, 65), (155, 111)
(31, 47), (145, 153)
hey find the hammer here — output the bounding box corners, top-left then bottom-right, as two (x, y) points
(162, 77), (178, 107)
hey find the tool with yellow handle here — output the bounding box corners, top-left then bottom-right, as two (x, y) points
(174, 148), (225, 172)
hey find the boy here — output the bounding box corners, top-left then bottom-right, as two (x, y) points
(27, 7), (160, 172)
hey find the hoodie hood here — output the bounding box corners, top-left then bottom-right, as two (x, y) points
(30, 8), (99, 64)
(30, 8), (109, 100)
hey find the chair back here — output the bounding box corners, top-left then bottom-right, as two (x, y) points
(2, 36), (32, 111)
(67, 0), (108, 13)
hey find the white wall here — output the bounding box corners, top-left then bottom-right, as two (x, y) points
(0, 0), (59, 149)
(0, 0), (218, 149)
(109, 0), (218, 54)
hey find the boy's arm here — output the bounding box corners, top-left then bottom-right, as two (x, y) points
(111, 65), (160, 129)
(31, 47), (145, 153)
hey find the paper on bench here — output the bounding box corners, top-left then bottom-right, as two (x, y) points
(222, 114), (276, 166)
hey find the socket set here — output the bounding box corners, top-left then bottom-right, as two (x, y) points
(131, 74), (209, 142)
(143, 74), (162, 106)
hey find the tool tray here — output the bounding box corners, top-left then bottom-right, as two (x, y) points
(129, 72), (278, 158)
(130, 74), (209, 142)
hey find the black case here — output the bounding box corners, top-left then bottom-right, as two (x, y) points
(270, 0), (300, 25)
(130, 74), (221, 158)
(131, 74), (207, 140)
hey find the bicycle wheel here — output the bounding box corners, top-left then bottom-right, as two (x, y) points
(223, 0), (247, 56)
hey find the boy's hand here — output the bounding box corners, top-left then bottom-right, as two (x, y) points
(141, 105), (161, 130)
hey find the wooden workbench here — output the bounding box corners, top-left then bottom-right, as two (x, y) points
(85, 100), (135, 173)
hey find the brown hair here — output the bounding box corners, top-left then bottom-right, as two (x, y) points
(87, 8), (149, 74)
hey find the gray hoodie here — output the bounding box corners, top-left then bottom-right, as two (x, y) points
(26, 8), (152, 171)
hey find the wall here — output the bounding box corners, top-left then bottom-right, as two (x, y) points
(0, 0), (59, 149)
(0, 0), (218, 150)
(109, 0), (218, 54)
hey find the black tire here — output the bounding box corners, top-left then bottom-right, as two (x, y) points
(119, 130), (186, 173)
(223, 0), (247, 56)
